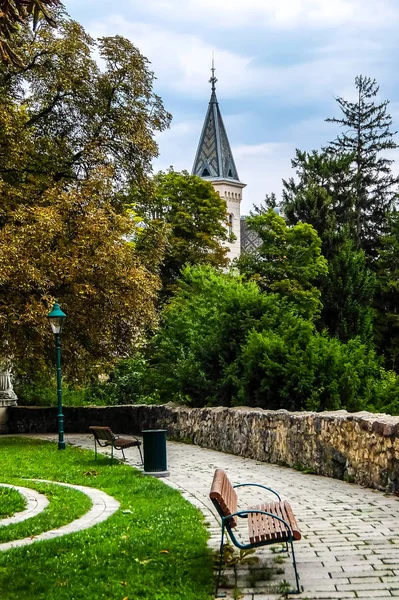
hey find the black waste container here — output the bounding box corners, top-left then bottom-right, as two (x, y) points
(142, 429), (169, 477)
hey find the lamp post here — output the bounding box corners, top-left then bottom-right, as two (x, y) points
(47, 301), (67, 450)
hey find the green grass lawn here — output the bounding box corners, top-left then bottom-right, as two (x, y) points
(0, 486), (25, 518)
(0, 437), (214, 600)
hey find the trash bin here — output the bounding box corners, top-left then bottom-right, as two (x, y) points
(141, 429), (169, 477)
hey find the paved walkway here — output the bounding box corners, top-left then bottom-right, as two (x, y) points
(20, 434), (399, 599)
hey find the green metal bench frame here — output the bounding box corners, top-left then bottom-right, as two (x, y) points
(89, 426), (143, 464)
(210, 468), (301, 597)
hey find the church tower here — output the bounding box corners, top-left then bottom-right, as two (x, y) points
(192, 64), (245, 261)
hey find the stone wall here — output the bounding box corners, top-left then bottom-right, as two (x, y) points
(4, 404), (399, 494)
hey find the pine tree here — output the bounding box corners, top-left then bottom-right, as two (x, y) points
(281, 149), (376, 342)
(326, 75), (399, 256)
(281, 149), (354, 259)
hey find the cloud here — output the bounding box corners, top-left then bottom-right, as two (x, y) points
(89, 14), (382, 106)
(232, 142), (295, 213)
(129, 0), (398, 30)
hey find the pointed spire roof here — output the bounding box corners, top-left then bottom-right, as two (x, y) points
(192, 62), (240, 182)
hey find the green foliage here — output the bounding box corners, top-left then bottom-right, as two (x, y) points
(281, 149), (353, 259)
(237, 209), (328, 320)
(0, 1), (60, 67)
(142, 169), (230, 296)
(375, 211), (399, 370)
(0, 437), (213, 600)
(237, 325), (380, 412)
(149, 265), (271, 406)
(321, 236), (375, 343)
(15, 355), (161, 406)
(89, 356), (161, 406)
(0, 13), (171, 379)
(147, 265), (392, 412)
(326, 75), (399, 256)
(280, 150), (376, 343)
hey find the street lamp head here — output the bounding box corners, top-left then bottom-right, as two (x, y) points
(47, 301), (67, 335)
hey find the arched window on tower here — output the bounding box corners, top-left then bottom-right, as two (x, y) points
(228, 213), (234, 237)
(202, 168), (210, 176)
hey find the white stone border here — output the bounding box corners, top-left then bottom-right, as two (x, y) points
(0, 479), (120, 552)
(0, 484), (49, 527)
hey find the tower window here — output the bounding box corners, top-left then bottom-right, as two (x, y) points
(228, 169), (233, 177)
(202, 168), (210, 176)
(228, 213), (233, 236)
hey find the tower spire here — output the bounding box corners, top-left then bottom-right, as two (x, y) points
(209, 55), (217, 95)
(192, 62), (240, 181)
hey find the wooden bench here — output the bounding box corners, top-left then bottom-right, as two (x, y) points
(210, 468), (301, 596)
(89, 426), (143, 464)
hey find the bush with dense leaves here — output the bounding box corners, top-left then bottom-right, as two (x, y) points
(147, 265), (398, 413)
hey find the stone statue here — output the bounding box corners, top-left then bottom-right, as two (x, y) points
(0, 367), (17, 407)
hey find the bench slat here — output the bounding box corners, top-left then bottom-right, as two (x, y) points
(248, 500), (300, 544)
(210, 469), (238, 528)
(281, 501), (301, 541)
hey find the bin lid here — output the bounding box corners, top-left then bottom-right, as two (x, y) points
(141, 429), (167, 433)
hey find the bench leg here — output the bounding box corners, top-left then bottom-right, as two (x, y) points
(121, 447), (126, 461)
(289, 538), (301, 594)
(94, 439), (97, 460)
(137, 444), (143, 465)
(215, 524), (226, 598)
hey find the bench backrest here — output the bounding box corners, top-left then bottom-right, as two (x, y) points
(209, 469), (238, 528)
(89, 426), (114, 442)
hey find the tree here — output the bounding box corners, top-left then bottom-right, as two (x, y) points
(237, 209), (328, 320)
(0, 170), (163, 380)
(0, 15), (171, 378)
(145, 169), (230, 294)
(281, 149), (353, 259)
(326, 75), (399, 256)
(321, 237), (375, 343)
(281, 149), (376, 342)
(0, 0), (60, 66)
(0, 13), (171, 195)
(374, 211), (399, 370)
(148, 265), (385, 412)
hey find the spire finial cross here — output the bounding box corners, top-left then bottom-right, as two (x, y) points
(209, 54), (217, 92)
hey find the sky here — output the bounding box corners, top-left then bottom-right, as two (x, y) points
(63, 0), (399, 215)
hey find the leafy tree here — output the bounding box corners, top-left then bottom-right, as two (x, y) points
(0, 15), (171, 378)
(237, 209), (328, 320)
(326, 75), (399, 256)
(145, 169), (230, 294)
(0, 171), (163, 380)
(149, 266), (272, 406)
(148, 265), (388, 412)
(0, 0), (60, 66)
(238, 328), (381, 412)
(0, 13), (171, 194)
(320, 238), (375, 343)
(281, 149), (353, 259)
(374, 211), (399, 370)
(281, 150), (376, 342)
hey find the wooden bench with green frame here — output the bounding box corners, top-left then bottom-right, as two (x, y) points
(89, 426), (143, 464)
(210, 468), (302, 597)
